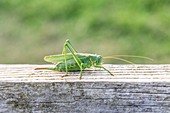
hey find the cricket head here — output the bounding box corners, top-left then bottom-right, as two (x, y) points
(90, 55), (102, 65)
(96, 55), (102, 65)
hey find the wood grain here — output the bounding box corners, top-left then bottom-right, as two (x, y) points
(0, 64), (170, 113)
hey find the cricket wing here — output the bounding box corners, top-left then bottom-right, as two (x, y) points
(44, 53), (73, 63)
(44, 53), (87, 63)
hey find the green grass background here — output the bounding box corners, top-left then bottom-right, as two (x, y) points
(0, 0), (170, 64)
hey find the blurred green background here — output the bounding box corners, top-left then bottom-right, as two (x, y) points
(0, 0), (170, 64)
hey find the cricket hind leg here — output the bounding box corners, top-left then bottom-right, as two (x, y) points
(62, 44), (68, 76)
(62, 39), (84, 79)
(94, 65), (114, 76)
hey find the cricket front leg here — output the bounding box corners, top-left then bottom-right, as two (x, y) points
(94, 65), (114, 76)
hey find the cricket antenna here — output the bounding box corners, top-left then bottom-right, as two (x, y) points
(103, 56), (135, 64)
(112, 55), (153, 61)
(103, 55), (153, 64)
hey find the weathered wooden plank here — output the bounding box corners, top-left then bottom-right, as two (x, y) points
(0, 64), (170, 113)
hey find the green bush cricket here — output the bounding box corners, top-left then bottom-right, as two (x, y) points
(35, 39), (152, 79)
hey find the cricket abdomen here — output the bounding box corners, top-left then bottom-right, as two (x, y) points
(55, 57), (92, 72)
